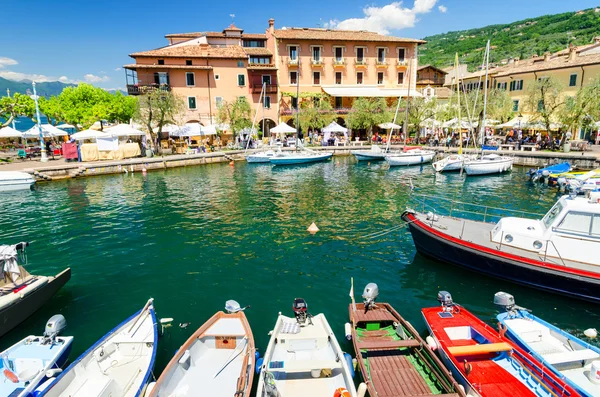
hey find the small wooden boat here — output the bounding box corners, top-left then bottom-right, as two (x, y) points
(0, 171), (35, 192)
(147, 300), (255, 397)
(495, 292), (600, 397)
(256, 298), (356, 397)
(36, 299), (157, 397)
(0, 315), (73, 397)
(0, 242), (71, 338)
(422, 291), (580, 397)
(385, 148), (435, 166)
(349, 283), (466, 397)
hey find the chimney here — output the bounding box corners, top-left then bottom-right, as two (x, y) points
(568, 45), (577, 61)
(544, 52), (551, 62)
(594, 36), (600, 44)
(268, 18), (275, 34)
(514, 57), (520, 65)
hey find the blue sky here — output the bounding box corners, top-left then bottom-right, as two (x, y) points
(1, 0), (598, 90)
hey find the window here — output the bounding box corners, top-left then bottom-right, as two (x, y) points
(377, 48), (385, 63)
(291, 97), (298, 110)
(335, 72), (342, 85)
(249, 57), (271, 64)
(237, 96), (247, 103)
(312, 47), (321, 62)
(158, 59), (164, 65)
(335, 47), (343, 61)
(290, 71), (298, 85)
(356, 72), (363, 84)
(377, 72), (384, 85)
(313, 71), (321, 85)
(154, 72), (169, 85)
(512, 100), (519, 112)
(556, 212), (593, 235)
(397, 72), (404, 85)
(537, 100), (544, 112)
(289, 46), (298, 60)
(238, 74), (246, 86)
(335, 97), (343, 108)
(215, 74), (220, 80)
(569, 74), (577, 87)
(215, 96), (223, 108)
(237, 61), (244, 68)
(243, 39), (266, 48)
(592, 215), (600, 236)
(262, 75), (272, 85)
(542, 201), (563, 228)
(398, 48), (406, 62)
(188, 96), (196, 109)
(510, 79), (523, 91)
(186, 59), (192, 66)
(186, 72), (195, 86)
(497, 82), (507, 90)
(263, 96), (271, 109)
(356, 47), (364, 62)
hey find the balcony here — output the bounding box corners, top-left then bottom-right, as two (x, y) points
(126, 84), (171, 96)
(376, 60), (388, 67)
(396, 59), (408, 68)
(355, 58), (368, 67)
(251, 84), (278, 94)
(287, 57), (299, 67)
(333, 58), (346, 67)
(311, 59), (324, 67)
(248, 62), (277, 70)
(333, 107), (352, 114)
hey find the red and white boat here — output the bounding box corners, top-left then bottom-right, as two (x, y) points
(422, 292), (581, 397)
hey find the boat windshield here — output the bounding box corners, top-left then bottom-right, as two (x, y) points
(542, 201), (563, 229)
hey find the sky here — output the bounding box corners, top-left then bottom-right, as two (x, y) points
(1, 0), (599, 90)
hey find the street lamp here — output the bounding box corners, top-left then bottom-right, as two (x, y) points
(30, 82), (48, 162)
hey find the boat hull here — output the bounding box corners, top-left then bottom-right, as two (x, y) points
(464, 158), (513, 175)
(351, 151), (387, 161)
(246, 151), (276, 163)
(0, 172), (35, 192)
(0, 268), (71, 338)
(270, 153), (332, 165)
(402, 212), (600, 303)
(386, 152), (435, 166)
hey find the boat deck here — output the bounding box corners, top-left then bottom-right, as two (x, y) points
(352, 305), (396, 324)
(369, 353), (436, 396)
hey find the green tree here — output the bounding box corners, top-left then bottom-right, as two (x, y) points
(404, 97), (437, 139)
(134, 89), (185, 149)
(0, 93), (35, 127)
(216, 97), (252, 143)
(298, 96), (335, 132)
(346, 97), (390, 140)
(559, 76), (600, 135)
(487, 89), (514, 123)
(525, 76), (564, 144)
(107, 92), (138, 124)
(38, 96), (64, 126)
(58, 84), (113, 129)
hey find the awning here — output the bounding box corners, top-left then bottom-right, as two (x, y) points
(271, 122), (296, 134)
(322, 121), (347, 133)
(0, 126), (22, 138)
(321, 86), (423, 98)
(105, 124), (146, 137)
(23, 124), (69, 138)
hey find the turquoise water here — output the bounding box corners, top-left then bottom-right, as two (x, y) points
(0, 157), (598, 379)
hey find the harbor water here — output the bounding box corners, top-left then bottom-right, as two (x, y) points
(0, 157), (598, 376)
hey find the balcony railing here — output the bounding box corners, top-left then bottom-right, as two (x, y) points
(333, 58), (346, 67)
(287, 57), (299, 66)
(355, 58), (367, 66)
(251, 84), (278, 94)
(126, 84), (171, 96)
(311, 59), (324, 67)
(248, 62), (276, 69)
(334, 107), (352, 114)
(397, 59), (408, 67)
(376, 59), (388, 67)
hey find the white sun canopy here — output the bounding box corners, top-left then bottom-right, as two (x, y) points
(322, 121), (348, 133)
(0, 126), (22, 138)
(270, 122), (296, 134)
(23, 124), (69, 138)
(170, 123), (217, 137)
(378, 122), (402, 130)
(70, 129), (108, 140)
(322, 86), (422, 98)
(105, 124), (146, 137)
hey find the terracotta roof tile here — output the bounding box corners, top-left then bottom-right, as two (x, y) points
(243, 48), (273, 56)
(130, 45), (247, 59)
(273, 28), (425, 44)
(417, 64), (448, 74)
(495, 53), (600, 77)
(165, 31), (267, 39)
(123, 64), (213, 70)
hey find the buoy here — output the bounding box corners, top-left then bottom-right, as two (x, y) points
(344, 323), (352, 340)
(3, 369), (18, 383)
(426, 335), (437, 350)
(307, 222), (319, 234)
(584, 328), (598, 338)
(357, 383), (368, 397)
(229, 161), (235, 166)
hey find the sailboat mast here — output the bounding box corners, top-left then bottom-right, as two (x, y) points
(387, 97), (402, 152)
(245, 82), (265, 152)
(403, 56), (412, 147)
(480, 40), (491, 148)
(295, 56), (300, 152)
(455, 53), (462, 155)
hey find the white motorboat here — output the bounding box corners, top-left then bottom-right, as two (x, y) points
(0, 171), (35, 192)
(247, 149), (280, 163)
(270, 151), (332, 166)
(147, 301), (255, 397)
(36, 299), (158, 397)
(496, 292), (600, 397)
(351, 145), (390, 161)
(433, 154), (475, 172)
(385, 149), (435, 166)
(0, 315), (73, 397)
(463, 153), (513, 175)
(256, 299), (356, 397)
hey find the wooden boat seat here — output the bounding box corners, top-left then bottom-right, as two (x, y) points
(270, 359), (343, 372)
(357, 338), (421, 350)
(447, 342), (512, 356)
(542, 349), (599, 365)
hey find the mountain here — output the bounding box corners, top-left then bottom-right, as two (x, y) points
(419, 7), (600, 70)
(0, 77), (76, 97)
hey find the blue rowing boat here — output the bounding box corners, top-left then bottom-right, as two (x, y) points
(529, 162), (571, 182)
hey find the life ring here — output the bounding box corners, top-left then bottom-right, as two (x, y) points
(333, 387), (351, 397)
(4, 368), (18, 383)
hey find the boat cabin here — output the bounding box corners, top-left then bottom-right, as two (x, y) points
(491, 193), (600, 264)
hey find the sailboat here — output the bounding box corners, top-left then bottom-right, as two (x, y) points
(245, 83), (281, 163)
(464, 41), (514, 176)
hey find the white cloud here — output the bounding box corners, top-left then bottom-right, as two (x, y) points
(324, 0), (438, 35)
(84, 74), (110, 83)
(438, 5), (447, 13)
(0, 57), (18, 68)
(114, 67), (122, 71)
(0, 70), (63, 83)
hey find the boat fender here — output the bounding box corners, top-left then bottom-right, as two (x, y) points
(352, 358), (357, 371)
(584, 328), (598, 339)
(3, 368), (18, 383)
(255, 357), (264, 374)
(32, 377), (56, 396)
(344, 323), (352, 340)
(333, 387), (351, 397)
(588, 360), (600, 384)
(343, 353), (354, 378)
(45, 368), (62, 378)
(425, 336), (437, 351)
(357, 383), (368, 397)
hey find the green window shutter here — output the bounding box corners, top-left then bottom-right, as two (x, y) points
(569, 74), (577, 87)
(188, 97), (196, 109)
(238, 75), (245, 86)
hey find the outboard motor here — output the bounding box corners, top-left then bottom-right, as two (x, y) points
(225, 300), (249, 314)
(362, 283), (379, 311)
(437, 291), (454, 312)
(293, 298), (312, 325)
(43, 314), (66, 344)
(493, 292), (529, 316)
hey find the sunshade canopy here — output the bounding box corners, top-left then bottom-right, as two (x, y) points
(322, 86), (422, 98)
(105, 124), (146, 137)
(322, 121), (348, 133)
(70, 129), (107, 140)
(378, 122), (401, 130)
(56, 124), (76, 130)
(270, 122), (296, 134)
(170, 123), (217, 137)
(23, 124), (69, 138)
(0, 126), (22, 138)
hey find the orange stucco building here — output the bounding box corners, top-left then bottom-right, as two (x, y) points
(124, 19), (424, 134)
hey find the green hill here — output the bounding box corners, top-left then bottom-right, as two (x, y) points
(419, 7), (600, 70)
(0, 77), (76, 97)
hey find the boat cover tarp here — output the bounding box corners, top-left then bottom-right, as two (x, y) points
(0, 245), (20, 281)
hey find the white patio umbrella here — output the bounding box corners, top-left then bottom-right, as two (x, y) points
(322, 121), (348, 133)
(442, 118), (471, 129)
(170, 123), (216, 137)
(23, 124), (69, 138)
(378, 122), (402, 130)
(105, 124), (146, 137)
(56, 124), (76, 131)
(495, 116), (529, 129)
(0, 126), (22, 138)
(419, 118), (441, 128)
(270, 122), (296, 134)
(70, 129), (106, 140)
